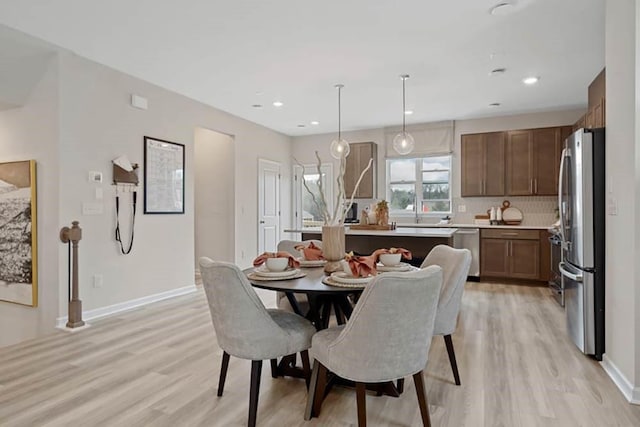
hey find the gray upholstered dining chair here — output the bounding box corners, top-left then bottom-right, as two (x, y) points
(420, 244), (472, 386)
(198, 257), (316, 427)
(275, 239), (322, 313)
(305, 266), (443, 427)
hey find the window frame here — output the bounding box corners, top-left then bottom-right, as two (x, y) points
(386, 155), (452, 217)
(293, 163), (334, 229)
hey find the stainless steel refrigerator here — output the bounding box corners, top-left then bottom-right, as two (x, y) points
(558, 128), (605, 360)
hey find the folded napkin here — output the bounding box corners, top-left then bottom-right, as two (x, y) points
(294, 241), (324, 260)
(344, 251), (378, 278)
(252, 252), (300, 269)
(374, 247), (413, 262)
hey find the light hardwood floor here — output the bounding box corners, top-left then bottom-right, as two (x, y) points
(2, 282), (640, 426)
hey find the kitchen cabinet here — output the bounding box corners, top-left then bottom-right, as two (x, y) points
(344, 142), (377, 199)
(461, 132), (505, 197)
(575, 68), (606, 130)
(505, 126), (572, 196)
(480, 228), (541, 281)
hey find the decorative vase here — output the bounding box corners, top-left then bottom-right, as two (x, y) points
(322, 224), (346, 274)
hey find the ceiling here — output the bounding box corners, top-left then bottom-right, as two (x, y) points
(0, 0), (604, 136)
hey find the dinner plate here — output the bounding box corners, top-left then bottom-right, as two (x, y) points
(247, 271), (306, 281)
(296, 258), (327, 267)
(377, 262), (413, 272)
(253, 266), (299, 278)
(322, 276), (367, 288)
(330, 272), (374, 285)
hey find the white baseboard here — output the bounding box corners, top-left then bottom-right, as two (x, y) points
(601, 354), (640, 405)
(56, 285), (198, 328)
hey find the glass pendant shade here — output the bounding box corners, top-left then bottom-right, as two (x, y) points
(393, 74), (414, 155)
(392, 131), (415, 155)
(329, 84), (349, 159)
(330, 138), (350, 159)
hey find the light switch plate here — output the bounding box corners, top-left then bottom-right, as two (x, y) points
(607, 197), (618, 216)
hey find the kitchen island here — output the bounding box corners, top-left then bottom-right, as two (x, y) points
(286, 227), (457, 264)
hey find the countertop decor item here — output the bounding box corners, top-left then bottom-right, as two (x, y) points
(392, 74), (415, 155)
(375, 200), (389, 226)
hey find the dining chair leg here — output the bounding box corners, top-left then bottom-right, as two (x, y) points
(248, 360), (263, 427)
(300, 350), (311, 387)
(413, 370), (431, 427)
(217, 351), (230, 397)
(270, 359), (278, 378)
(443, 334), (461, 385)
(356, 382), (367, 427)
(397, 378), (405, 393)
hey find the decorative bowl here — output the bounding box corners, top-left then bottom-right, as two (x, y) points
(265, 257), (288, 272)
(379, 253), (401, 266)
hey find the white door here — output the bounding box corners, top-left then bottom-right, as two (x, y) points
(258, 159), (281, 253)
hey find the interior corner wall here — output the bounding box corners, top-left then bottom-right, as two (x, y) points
(604, 0), (637, 394)
(194, 127), (235, 266)
(0, 55), (60, 348)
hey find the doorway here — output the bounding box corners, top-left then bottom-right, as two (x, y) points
(194, 128), (235, 274)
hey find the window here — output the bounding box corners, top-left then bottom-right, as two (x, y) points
(386, 155), (451, 215)
(294, 164), (333, 228)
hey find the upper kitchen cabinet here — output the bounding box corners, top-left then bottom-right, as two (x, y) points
(506, 126), (573, 196)
(461, 132), (505, 197)
(575, 68), (606, 130)
(344, 142), (377, 198)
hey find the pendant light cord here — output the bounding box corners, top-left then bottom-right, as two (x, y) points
(401, 75), (409, 133)
(337, 84), (342, 140)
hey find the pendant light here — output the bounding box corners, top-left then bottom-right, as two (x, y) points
(392, 75), (415, 155)
(329, 84), (350, 159)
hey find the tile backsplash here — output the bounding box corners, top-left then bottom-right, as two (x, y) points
(453, 196), (558, 226)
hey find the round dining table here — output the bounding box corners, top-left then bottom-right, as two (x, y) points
(244, 266), (361, 330)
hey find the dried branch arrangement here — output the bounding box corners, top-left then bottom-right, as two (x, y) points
(296, 151), (373, 226)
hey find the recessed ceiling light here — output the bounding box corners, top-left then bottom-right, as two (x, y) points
(490, 2), (514, 15)
(272, 101), (284, 107)
(523, 76), (539, 85)
(297, 124), (306, 128)
(489, 68), (506, 76)
(489, 102), (501, 107)
(310, 121), (320, 125)
(252, 104), (263, 108)
(404, 110), (414, 115)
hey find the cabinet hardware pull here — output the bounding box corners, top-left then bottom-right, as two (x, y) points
(530, 179), (533, 194)
(534, 178), (538, 194)
(501, 232), (519, 236)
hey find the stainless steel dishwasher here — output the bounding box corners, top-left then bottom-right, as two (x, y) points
(453, 228), (480, 279)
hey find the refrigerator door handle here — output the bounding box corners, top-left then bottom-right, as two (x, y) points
(559, 262), (583, 282)
(558, 148), (568, 241)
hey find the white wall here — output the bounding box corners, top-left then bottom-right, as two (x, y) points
(1, 35), (292, 346)
(0, 56), (59, 347)
(603, 0), (638, 397)
(195, 127), (235, 265)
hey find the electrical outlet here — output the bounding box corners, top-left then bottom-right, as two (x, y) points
(93, 274), (103, 288)
(457, 204), (466, 213)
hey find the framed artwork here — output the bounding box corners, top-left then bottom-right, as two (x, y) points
(143, 136), (185, 214)
(0, 160), (37, 307)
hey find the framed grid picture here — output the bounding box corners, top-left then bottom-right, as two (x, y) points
(143, 136), (185, 214)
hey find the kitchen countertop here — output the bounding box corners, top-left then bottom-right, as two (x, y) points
(285, 227), (457, 238)
(395, 223), (554, 231)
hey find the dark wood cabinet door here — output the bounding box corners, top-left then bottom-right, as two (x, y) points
(480, 239), (509, 277)
(344, 142), (376, 198)
(532, 128), (560, 195)
(509, 240), (540, 280)
(484, 132), (505, 196)
(461, 134), (485, 197)
(506, 130), (533, 195)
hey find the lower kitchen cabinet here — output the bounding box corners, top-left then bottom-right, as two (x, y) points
(480, 229), (543, 281)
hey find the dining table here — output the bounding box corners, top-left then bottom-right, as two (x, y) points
(244, 264), (404, 397)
